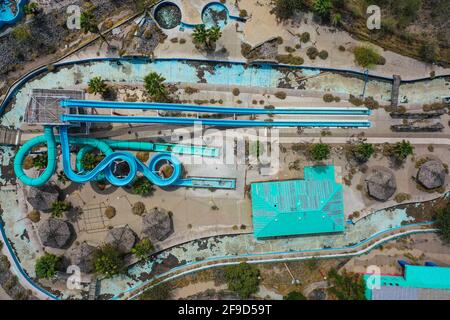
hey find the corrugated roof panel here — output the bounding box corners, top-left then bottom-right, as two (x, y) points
(251, 166), (345, 238)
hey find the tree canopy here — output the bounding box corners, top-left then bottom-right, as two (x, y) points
(436, 205), (450, 243)
(353, 142), (374, 163)
(51, 201), (72, 218)
(393, 140), (414, 161)
(225, 263), (260, 299)
(192, 25), (222, 50)
(309, 143), (331, 161)
(283, 290), (307, 300)
(144, 72), (168, 102)
(131, 238), (155, 259)
(93, 244), (124, 278)
(132, 176), (154, 196)
(35, 253), (60, 279)
(88, 76), (108, 95)
(327, 268), (366, 300)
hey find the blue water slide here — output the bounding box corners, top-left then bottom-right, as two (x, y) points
(61, 99), (371, 116)
(398, 260), (409, 268)
(62, 114), (371, 128)
(13, 127), (58, 187)
(57, 126), (235, 188)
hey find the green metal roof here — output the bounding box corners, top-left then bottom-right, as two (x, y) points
(251, 166), (344, 238)
(365, 265), (450, 299)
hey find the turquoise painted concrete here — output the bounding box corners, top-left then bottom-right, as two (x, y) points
(251, 165), (344, 238)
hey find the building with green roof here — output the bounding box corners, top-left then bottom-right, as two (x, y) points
(251, 165), (344, 239)
(365, 264), (450, 300)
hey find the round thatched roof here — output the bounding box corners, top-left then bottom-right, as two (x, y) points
(366, 169), (397, 202)
(141, 208), (173, 242)
(69, 242), (97, 274)
(105, 226), (136, 254)
(38, 218), (73, 249)
(27, 184), (59, 212)
(417, 160), (446, 189)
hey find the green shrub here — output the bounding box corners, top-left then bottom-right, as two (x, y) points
(284, 291), (307, 300)
(300, 32), (310, 43)
(323, 93), (335, 103)
(393, 140), (414, 161)
(353, 46), (384, 68)
(313, 0), (332, 18)
(327, 268), (366, 300)
(353, 143), (374, 163)
(81, 152), (104, 170)
(132, 202), (146, 216)
(318, 50), (329, 60)
(436, 205), (450, 243)
(93, 245), (124, 278)
(131, 238), (155, 258)
(132, 176), (154, 196)
(309, 143), (331, 161)
(420, 40), (439, 63)
(273, 0), (307, 20)
(51, 201), (71, 218)
(276, 54), (304, 65)
(35, 254), (60, 279)
(225, 263), (260, 299)
(306, 47), (319, 60)
(12, 25), (31, 42)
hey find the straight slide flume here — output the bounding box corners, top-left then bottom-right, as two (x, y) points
(62, 114), (371, 128)
(61, 100), (371, 116)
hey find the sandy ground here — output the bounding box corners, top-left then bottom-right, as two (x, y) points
(344, 233), (450, 275)
(173, 280), (227, 299)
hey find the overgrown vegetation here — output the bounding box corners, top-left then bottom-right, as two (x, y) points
(352, 142), (374, 163)
(309, 143), (331, 161)
(272, 0), (450, 64)
(436, 205), (450, 244)
(50, 201), (71, 218)
(327, 268), (366, 300)
(144, 72), (168, 102)
(81, 152), (104, 170)
(225, 263), (260, 299)
(131, 238), (155, 258)
(140, 283), (173, 300)
(93, 244), (124, 278)
(132, 176), (154, 196)
(87, 76), (108, 95)
(192, 25), (222, 50)
(283, 291), (307, 300)
(35, 253), (60, 279)
(353, 46), (385, 68)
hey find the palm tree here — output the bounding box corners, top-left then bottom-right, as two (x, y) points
(393, 140), (414, 161)
(144, 72), (167, 101)
(193, 24), (208, 46)
(207, 26), (222, 47)
(313, 0), (332, 18)
(193, 25), (222, 50)
(88, 76), (108, 95)
(80, 10), (110, 47)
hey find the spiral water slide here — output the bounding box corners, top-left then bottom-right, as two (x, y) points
(14, 99), (370, 187)
(14, 127), (234, 188)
